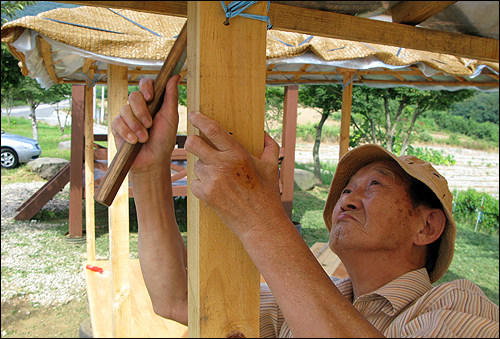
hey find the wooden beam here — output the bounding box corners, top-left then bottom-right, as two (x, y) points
(82, 58), (95, 74)
(280, 85), (298, 220)
(339, 71), (354, 159)
(85, 80), (96, 261)
(390, 1), (457, 25)
(56, 1), (498, 61)
(268, 3), (498, 62)
(187, 1), (266, 337)
(107, 64), (131, 338)
(36, 36), (63, 84)
(69, 85), (85, 237)
(55, 0), (187, 17)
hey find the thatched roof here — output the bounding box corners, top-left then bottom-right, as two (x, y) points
(1, 5), (498, 91)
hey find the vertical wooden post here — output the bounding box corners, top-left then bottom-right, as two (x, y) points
(280, 85), (298, 220)
(69, 84), (84, 238)
(85, 80), (96, 260)
(339, 70), (354, 159)
(187, 1), (267, 337)
(107, 64), (131, 337)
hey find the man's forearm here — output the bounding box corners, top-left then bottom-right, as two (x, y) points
(130, 169), (188, 325)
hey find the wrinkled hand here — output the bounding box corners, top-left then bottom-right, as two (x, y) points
(185, 111), (285, 239)
(111, 75), (181, 175)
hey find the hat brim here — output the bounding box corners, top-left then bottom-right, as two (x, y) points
(323, 144), (456, 283)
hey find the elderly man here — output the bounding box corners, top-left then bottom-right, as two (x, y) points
(112, 75), (499, 337)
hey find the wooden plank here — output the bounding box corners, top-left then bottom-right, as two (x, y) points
(267, 3), (499, 62)
(107, 64), (131, 337)
(85, 82), (96, 261)
(83, 259), (188, 338)
(280, 85), (298, 220)
(56, 1), (498, 61)
(14, 163), (70, 220)
(36, 36), (63, 84)
(186, 1), (266, 337)
(339, 71), (354, 158)
(390, 1), (457, 25)
(69, 85), (84, 237)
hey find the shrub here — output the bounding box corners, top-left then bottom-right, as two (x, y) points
(453, 189), (499, 235)
(406, 146), (456, 166)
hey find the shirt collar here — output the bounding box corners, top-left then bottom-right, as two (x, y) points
(334, 268), (433, 316)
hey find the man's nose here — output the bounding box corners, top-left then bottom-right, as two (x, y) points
(341, 190), (362, 211)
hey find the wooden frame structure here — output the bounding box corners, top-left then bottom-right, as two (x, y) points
(7, 1), (499, 337)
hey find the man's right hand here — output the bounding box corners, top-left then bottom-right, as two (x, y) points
(111, 74), (181, 175)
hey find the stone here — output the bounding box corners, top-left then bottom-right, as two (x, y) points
(27, 158), (69, 180)
(294, 168), (315, 191)
(58, 140), (71, 150)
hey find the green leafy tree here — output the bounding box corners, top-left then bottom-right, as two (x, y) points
(264, 86), (285, 142)
(16, 76), (72, 140)
(450, 92), (499, 124)
(1, 1), (38, 25)
(351, 86), (476, 155)
(298, 84), (343, 184)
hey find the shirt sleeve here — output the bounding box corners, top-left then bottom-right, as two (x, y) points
(260, 283), (285, 338)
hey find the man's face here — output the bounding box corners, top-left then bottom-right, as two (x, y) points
(329, 160), (423, 256)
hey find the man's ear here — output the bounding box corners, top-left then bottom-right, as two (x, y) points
(414, 208), (446, 246)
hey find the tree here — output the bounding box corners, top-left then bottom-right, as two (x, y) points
(15, 76), (72, 140)
(298, 84), (343, 184)
(351, 86), (476, 155)
(264, 86), (285, 142)
(1, 1), (38, 25)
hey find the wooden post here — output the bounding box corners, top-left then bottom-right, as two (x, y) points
(339, 70), (354, 159)
(107, 64), (131, 337)
(69, 84), (84, 238)
(187, 1), (267, 337)
(280, 85), (298, 220)
(85, 80), (96, 260)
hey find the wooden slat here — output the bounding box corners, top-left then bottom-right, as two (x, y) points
(85, 81), (96, 261)
(36, 36), (63, 84)
(82, 58), (95, 74)
(187, 1), (266, 337)
(107, 64), (131, 338)
(340, 70), (354, 158)
(280, 85), (298, 220)
(69, 85), (84, 237)
(14, 163), (70, 220)
(390, 1), (457, 25)
(83, 259), (188, 338)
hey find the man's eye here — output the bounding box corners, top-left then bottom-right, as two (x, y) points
(370, 180), (381, 186)
(342, 188), (351, 194)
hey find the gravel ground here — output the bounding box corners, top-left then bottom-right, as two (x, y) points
(1, 182), (87, 307)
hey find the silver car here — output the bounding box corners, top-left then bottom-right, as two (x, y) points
(1, 131), (42, 169)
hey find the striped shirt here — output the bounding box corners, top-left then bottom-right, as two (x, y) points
(259, 268), (499, 337)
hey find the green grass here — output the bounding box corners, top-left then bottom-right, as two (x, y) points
(1, 116), (72, 161)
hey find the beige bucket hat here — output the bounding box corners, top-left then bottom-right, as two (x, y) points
(323, 144), (456, 283)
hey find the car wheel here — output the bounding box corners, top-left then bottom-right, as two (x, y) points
(1, 147), (19, 169)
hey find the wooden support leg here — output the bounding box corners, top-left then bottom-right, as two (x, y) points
(69, 84), (84, 237)
(187, 1), (267, 337)
(107, 64), (131, 337)
(339, 70), (354, 159)
(85, 82), (96, 261)
(281, 85), (299, 220)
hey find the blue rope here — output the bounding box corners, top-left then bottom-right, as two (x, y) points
(221, 1), (273, 29)
(107, 8), (163, 37)
(41, 17), (126, 34)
